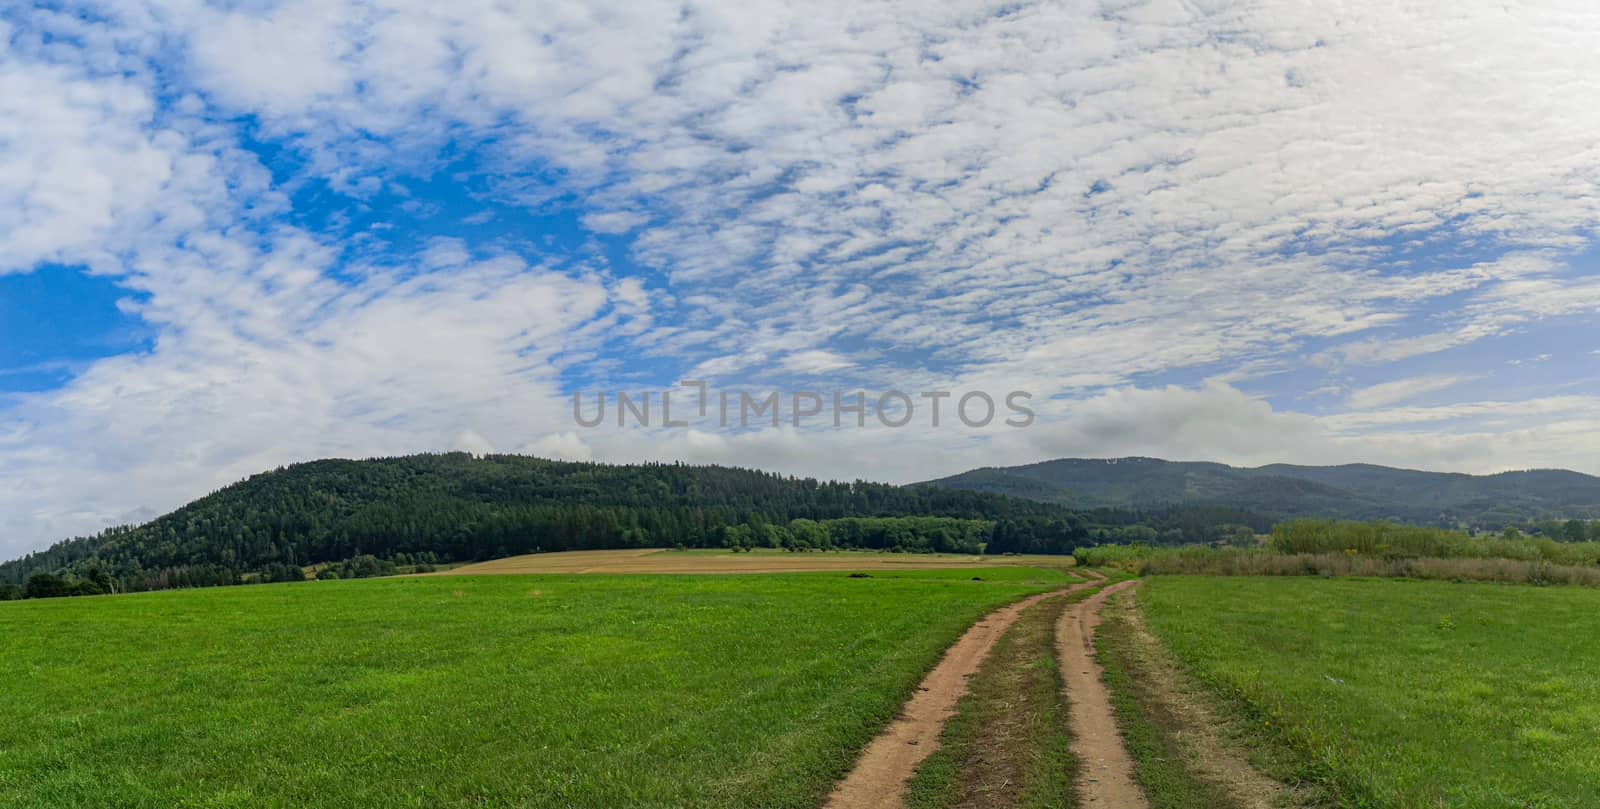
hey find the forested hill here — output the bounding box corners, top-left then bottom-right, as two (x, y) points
(1, 453), (1118, 594)
(927, 457), (1600, 528)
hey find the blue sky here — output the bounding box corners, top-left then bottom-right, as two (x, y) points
(2, 0), (1599, 557)
(0, 266), (152, 393)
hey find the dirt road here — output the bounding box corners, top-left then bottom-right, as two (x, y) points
(822, 577), (1102, 809)
(1059, 580), (1148, 809)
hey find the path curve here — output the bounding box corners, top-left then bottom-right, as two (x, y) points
(1059, 579), (1148, 809)
(822, 576), (1102, 809)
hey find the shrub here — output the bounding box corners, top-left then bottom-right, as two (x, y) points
(25, 573), (71, 599)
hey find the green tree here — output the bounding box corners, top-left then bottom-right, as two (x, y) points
(25, 573), (70, 599)
(1226, 525), (1257, 547)
(722, 525), (752, 551)
(787, 519), (830, 550)
(84, 567), (115, 594)
(261, 563), (304, 583)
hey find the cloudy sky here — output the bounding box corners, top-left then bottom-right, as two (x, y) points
(2, 0), (1599, 558)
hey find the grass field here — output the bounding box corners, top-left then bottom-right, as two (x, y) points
(0, 568), (1064, 808)
(1142, 576), (1600, 808)
(444, 548), (1079, 576)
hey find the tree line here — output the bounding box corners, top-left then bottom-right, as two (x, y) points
(0, 454), (1137, 599)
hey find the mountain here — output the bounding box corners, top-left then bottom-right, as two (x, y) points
(925, 457), (1600, 527)
(1, 453), (1107, 592)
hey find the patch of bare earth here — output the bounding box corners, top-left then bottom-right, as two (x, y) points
(823, 578), (1102, 809)
(439, 549), (1078, 576)
(1059, 580), (1148, 809)
(1106, 590), (1309, 808)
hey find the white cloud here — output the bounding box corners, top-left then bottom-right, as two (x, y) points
(522, 431), (594, 462)
(0, 54), (179, 274)
(1321, 396), (1600, 430)
(780, 350), (854, 375)
(581, 211), (650, 235)
(1346, 374), (1481, 410)
(183, 0), (358, 116)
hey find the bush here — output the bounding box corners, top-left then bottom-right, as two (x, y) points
(24, 573), (71, 599)
(315, 554), (398, 580)
(260, 563), (306, 583)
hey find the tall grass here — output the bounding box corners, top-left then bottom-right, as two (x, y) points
(1270, 519), (1600, 564)
(1077, 519), (1600, 587)
(1074, 544), (1250, 569)
(1140, 550), (1600, 587)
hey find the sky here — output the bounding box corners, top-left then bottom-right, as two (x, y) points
(1, 0), (1599, 559)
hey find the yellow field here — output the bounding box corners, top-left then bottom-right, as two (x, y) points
(439, 548), (1076, 576)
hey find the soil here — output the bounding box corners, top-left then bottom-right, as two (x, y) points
(1059, 580), (1148, 809)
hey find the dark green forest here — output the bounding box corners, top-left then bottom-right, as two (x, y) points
(4, 453), (1210, 599)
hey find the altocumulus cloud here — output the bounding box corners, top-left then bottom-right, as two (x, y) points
(0, 0), (1599, 557)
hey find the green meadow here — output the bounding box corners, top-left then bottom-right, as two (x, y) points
(0, 570), (1060, 809)
(1142, 576), (1600, 808)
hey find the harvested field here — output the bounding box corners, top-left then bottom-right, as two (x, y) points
(442, 548), (1077, 576)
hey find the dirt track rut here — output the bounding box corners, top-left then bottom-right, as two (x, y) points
(1059, 579), (1148, 809)
(821, 577), (1101, 809)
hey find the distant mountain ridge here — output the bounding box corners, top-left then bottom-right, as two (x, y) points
(925, 457), (1600, 527)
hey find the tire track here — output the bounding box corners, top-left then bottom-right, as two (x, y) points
(822, 575), (1102, 809)
(1059, 579), (1148, 809)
